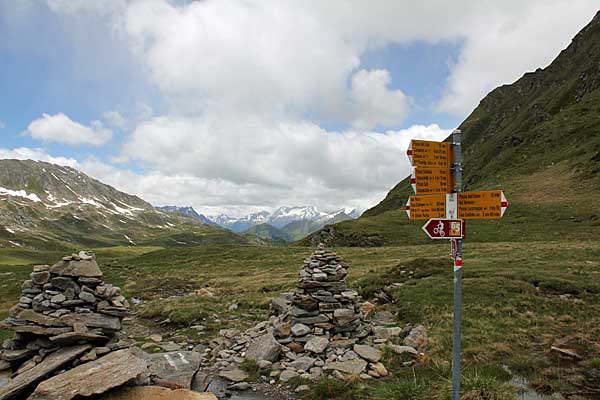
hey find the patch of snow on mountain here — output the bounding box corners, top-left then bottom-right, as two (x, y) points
(0, 187), (42, 202)
(124, 234), (135, 245)
(9, 241), (22, 247)
(5, 227), (15, 234)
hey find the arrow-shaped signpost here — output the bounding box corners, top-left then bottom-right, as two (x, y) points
(405, 131), (508, 400)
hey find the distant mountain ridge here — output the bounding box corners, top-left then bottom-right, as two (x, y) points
(156, 206), (215, 225)
(155, 205), (360, 241)
(210, 206), (360, 238)
(0, 159), (249, 250)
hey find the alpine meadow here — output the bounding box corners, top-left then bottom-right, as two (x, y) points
(0, 2), (599, 400)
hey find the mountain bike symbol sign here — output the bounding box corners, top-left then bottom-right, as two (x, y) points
(422, 219), (463, 239)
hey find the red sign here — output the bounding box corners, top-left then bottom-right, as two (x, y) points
(422, 219), (464, 240)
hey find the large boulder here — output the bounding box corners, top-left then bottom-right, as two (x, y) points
(143, 351), (203, 389)
(244, 333), (280, 362)
(50, 252), (103, 278)
(0, 345), (90, 400)
(28, 349), (147, 400)
(100, 386), (218, 400)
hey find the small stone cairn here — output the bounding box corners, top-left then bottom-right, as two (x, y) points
(0, 251), (131, 382)
(212, 244), (425, 385)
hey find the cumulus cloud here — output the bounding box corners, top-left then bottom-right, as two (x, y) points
(28, 1), (600, 213)
(0, 147), (78, 167)
(25, 113), (112, 146)
(349, 69), (410, 129)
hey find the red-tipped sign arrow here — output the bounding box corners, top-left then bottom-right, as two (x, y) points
(422, 219), (464, 240)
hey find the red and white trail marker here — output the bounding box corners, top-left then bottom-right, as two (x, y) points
(421, 218), (464, 240)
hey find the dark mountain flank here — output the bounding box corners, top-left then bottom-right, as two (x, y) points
(305, 11), (600, 246)
(0, 160), (249, 250)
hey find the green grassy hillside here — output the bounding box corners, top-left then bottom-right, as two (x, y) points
(304, 11), (600, 247)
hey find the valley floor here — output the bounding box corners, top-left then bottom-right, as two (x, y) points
(1, 240), (599, 399)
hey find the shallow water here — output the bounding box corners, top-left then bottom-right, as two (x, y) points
(511, 375), (565, 400)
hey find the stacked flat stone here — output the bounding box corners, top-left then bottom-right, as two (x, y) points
(283, 243), (367, 346)
(0, 251), (131, 378)
(211, 245), (423, 385)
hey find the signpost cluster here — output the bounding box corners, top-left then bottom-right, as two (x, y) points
(405, 130), (508, 400)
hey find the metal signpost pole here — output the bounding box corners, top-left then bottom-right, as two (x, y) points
(451, 129), (463, 400)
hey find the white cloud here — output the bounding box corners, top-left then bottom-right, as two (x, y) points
(25, 113), (112, 146)
(0, 121), (5, 129)
(436, 1), (600, 115)
(118, 117), (451, 213)
(31, 1), (600, 213)
(0, 147), (78, 167)
(102, 110), (127, 130)
(349, 69), (410, 129)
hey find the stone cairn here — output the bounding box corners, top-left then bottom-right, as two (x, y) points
(0, 251), (131, 386)
(210, 244), (426, 387)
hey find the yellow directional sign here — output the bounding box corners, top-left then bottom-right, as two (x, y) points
(406, 194), (446, 220)
(458, 190), (508, 220)
(407, 140), (452, 168)
(411, 167), (453, 195)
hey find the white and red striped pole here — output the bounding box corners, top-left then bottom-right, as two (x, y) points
(451, 129), (463, 400)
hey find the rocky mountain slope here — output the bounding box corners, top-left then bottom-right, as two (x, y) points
(155, 206), (215, 225)
(0, 160), (248, 250)
(306, 10), (600, 246)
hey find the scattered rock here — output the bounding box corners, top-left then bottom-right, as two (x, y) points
(100, 385), (218, 400)
(28, 349), (147, 400)
(304, 336), (328, 354)
(279, 369), (299, 382)
(144, 351), (203, 389)
(353, 344), (382, 363)
(324, 359), (367, 375)
(404, 325), (428, 350)
(245, 333), (281, 362)
(218, 368), (248, 382)
(0, 345), (91, 400)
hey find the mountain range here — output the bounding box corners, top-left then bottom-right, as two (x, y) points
(157, 205), (360, 241)
(305, 10), (600, 247)
(0, 160), (249, 250)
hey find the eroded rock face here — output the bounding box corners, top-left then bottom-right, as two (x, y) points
(28, 349), (148, 400)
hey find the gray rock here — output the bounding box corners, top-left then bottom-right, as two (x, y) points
(304, 336), (328, 354)
(143, 351), (203, 389)
(388, 344), (418, 357)
(160, 342), (181, 352)
(291, 323), (311, 337)
(279, 369), (299, 382)
(50, 277), (81, 293)
(404, 325), (428, 350)
(219, 368), (248, 382)
(229, 382), (251, 390)
(28, 348), (147, 400)
(324, 359), (367, 375)
(50, 294), (66, 304)
(0, 345), (90, 400)
(59, 312), (121, 331)
(31, 271), (50, 285)
(290, 356), (316, 372)
(353, 344), (382, 363)
(245, 333), (281, 362)
(50, 258), (103, 278)
(79, 291), (96, 303)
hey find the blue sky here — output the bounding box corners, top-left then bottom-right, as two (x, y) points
(0, 1), (597, 216)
